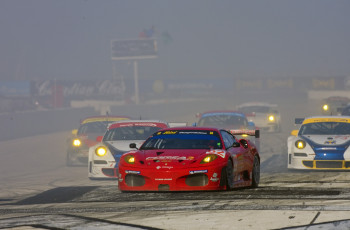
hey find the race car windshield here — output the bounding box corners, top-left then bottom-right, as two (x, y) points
(140, 131), (223, 150)
(77, 121), (110, 135)
(197, 115), (247, 128)
(299, 122), (350, 135)
(238, 106), (272, 114)
(103, 126), (162, 141)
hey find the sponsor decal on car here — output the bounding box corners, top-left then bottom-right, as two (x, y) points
(320, 147), (337, 150)
(119, 123), (159, 127)
(189, 170), (208, 174)
(179, 131), (208, 135)
(206, 149), (226, 158)
(125, 170), (141, 174)
(324, 140), (336, 144)
(210, 172), (219, 182)
(334, 136), (350, 140)
(156, 165), (174, 170)
(163, 131), (178, 134)
(146, 156), (193, 161)
(155, 178), (173, 181)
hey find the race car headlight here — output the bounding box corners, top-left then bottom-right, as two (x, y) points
(95, 146), (107, 157)
(322, 104), (329, 111)
(72, 139), (81, 147)
(295, 140), (306, 149)
(124, 155), (135, 164)
(268, 115), (275, 122)
(200, 154), (218, 164)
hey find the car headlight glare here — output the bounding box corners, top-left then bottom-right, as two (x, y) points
(124, 155), (135, 164)
(268, 115), (275, 122)
(295, 140), (306, 149)
(200, 154), (218, 164)
(72, 139), (81, 147)
(322, 104), (329, 111)
(95, 146), (107, 157)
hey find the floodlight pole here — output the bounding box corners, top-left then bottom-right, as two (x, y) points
(133, 60), (140, 104)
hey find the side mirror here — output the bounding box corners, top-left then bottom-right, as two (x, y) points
(71, 129), (78, 135)
(129, 143), (137, 149)
(291, 130), (298, 136)
(96, 136), (103, 142)
(248, 121), (255, 127)
(239, 139), (249, 149)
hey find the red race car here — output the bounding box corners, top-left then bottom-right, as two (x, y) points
(118, 126), (260, 191)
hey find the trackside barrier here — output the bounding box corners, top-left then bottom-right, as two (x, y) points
(0, 107), (98, 141)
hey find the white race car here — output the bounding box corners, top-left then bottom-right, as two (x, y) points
(321, 96), (350, 115)
(288, 116), (350, 170)
(237, 102), (281, 132)
(88, 120), (170, 179)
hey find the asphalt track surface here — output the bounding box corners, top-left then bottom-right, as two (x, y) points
(1, 91), (350, 229)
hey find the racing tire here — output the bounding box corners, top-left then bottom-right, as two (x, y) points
(225, 159), (234, 190)
(251, 156), (260, 188)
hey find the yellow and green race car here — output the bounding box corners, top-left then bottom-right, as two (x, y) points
(66, 115), (130, 166)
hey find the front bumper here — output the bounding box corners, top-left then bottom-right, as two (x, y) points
(118, 164), (226, 191)
(88, 160), (118, 179)
(288, 153), (350, 170)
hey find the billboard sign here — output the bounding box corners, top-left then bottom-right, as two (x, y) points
(111, 39), (157, 60)
(0, 81), (31, 97)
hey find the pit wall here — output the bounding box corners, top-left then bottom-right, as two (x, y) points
(308, 90), (350, 100)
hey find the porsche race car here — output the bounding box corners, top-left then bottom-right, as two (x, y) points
(193, 110), (260, 150)
(237, 102), (281, 132)
(321, 96), (350, 116)
(118, 127), (260, 191)
(193, 110), (255, 130)
(88, 120), (170, 179)
(66, 115), (130, 166)
(341, 104), (350, 116)
(288, 116), (350, 170)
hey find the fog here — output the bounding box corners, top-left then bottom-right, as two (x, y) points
(2, 2), (350, 227)
(1, 0), (349, 81)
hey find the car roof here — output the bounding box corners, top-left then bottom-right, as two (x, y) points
(237, 102), (277, 108)
(108, 120), (169, 130)
(81, 116), (130, 124)
(199, 110), (245, 118)
(156, 126), (221, 132)
(324, 96), (350, 102)
(302, 116), (350, 124)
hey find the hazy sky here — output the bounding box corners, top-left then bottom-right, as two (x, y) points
(0, 0), (349, 81)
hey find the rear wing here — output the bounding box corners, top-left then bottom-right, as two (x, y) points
(229, 129), (260, 138)
(168, 122), (188, 128)
(295, 118), (304, 124)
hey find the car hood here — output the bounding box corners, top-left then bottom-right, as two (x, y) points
(104, 140), (145, 151)
(301, 135), (350, 146)
(301, 135), (350, 160)
(246, 113), (276, 124)
(135, 149), (226, 169)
